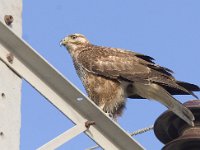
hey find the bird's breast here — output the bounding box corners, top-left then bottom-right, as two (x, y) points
(74, 62), (126, 114)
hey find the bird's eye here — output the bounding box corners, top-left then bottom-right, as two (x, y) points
(71, 35), (77, 39)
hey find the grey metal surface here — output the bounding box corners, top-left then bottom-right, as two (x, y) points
(0, 21), (144, 150)
(0, 1), (22, 149)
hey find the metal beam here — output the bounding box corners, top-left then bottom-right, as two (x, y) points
(0, 21), (144, 150)
(37, 122), (87, 150)
(0, 1), (22, 150)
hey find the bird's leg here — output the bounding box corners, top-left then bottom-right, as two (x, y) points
(105, 112), (113, 118)
(100, 104), (109, 116)
(99, 104), (117, 121)
(105, 112), (118, 122)
(99, 104), (105, 110)
(99, 104), (111, 117)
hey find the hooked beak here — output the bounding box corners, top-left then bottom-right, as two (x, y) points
(60, 39), (64, 47)
(60, 37), (68, 47)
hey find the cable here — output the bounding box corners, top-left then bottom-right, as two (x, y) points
(86, 125), (154, 150)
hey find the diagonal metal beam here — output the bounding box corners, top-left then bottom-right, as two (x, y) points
(37, 122), (87, 150)
(0, 21), (144, 150)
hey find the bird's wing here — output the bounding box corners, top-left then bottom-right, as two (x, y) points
(77, 45), (175, 83)
(77, 45), (198, 97)
(77, 45), (199, 126)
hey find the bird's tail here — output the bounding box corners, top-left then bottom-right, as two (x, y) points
(133, 82), (195, 126)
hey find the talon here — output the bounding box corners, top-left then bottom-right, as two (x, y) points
(108, 113), (113, 118)
(105, 112), (113, 118)
(85, 120), (95, 129)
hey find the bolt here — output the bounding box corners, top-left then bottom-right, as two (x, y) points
(6, 53), (14, 64)
(85, 120), (95, 129)
(0, 132), (3, 136)
(4, 15), (13, 26)
(1, 93), (5, 98)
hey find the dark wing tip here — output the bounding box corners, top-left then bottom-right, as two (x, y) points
(176, 81), (200, 99)
(135, 54), (174, 76)
(148, 64), (174, 77)
(135, 54), (155, 63)
(176, 81), (200, 91)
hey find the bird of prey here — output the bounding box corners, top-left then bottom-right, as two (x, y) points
(60, 33), (200, 126)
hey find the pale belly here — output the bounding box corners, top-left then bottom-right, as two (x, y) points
(76, 65), (126, 117)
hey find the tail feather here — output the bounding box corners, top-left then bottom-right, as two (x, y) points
(176, 81), (200, 99)
(152, 79), (199, 99)
(133, 82), (195, 126)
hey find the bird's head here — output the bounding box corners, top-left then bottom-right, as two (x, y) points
(60, 33), (89, 50)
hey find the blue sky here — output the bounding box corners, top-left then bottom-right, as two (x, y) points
(21, 1), (200, 149)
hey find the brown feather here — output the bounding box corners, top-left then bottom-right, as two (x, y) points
(61, 34), (199, 125)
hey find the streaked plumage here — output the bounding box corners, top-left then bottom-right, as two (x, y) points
(60, 33), (200, 126)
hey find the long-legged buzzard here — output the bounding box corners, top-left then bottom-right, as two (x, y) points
(60, 33), (200, 126)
